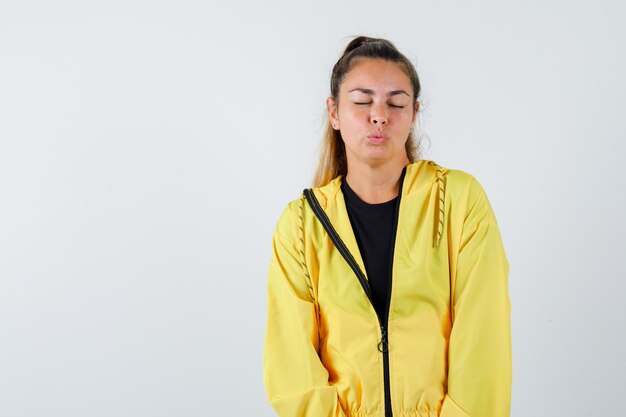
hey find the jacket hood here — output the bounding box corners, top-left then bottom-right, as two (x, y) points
(310, 159), (448, 248)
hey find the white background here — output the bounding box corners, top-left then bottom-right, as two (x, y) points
(1, 1), (625, 416)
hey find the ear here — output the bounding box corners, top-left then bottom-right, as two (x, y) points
(412, 100), (420, 124)
(326, 96), (339, 129)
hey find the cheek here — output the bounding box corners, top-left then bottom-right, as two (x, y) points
(396, 114), (414, 131)
(339, 106), (367, 120)
(398, 109), (414, 122)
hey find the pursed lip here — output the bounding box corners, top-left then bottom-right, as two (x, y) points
(367, 133), (389, 140)
(367, 133), (389, 143)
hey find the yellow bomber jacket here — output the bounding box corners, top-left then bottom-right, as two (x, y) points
(263, 159), (512, 417)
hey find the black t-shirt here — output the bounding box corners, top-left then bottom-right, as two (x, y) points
(341, 173), (403, 320)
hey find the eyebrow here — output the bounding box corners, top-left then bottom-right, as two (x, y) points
(347, 88), (410, 97)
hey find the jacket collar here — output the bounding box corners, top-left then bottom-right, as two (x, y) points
(309, 159), (449, 276)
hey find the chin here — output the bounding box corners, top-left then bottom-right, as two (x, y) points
(361, 154), (394, 166)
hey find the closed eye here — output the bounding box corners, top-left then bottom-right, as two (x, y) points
(354, 102), (405, 108)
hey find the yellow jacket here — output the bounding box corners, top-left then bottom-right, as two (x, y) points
(263, 159), (512, 417)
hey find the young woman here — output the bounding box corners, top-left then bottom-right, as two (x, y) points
(263, 36), (512, 417)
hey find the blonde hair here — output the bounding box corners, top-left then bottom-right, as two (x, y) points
(313, 36), (424, 188)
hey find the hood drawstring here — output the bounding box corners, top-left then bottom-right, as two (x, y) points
(298, 192), (323, 352)
(297, 193), (315, 302)
(428, 160), (446, 248)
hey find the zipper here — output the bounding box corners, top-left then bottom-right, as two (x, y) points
(302, 166), (406, 417)
(381, 167), (405, 417)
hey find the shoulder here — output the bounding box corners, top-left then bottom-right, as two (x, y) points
(429, 161), (498, 220)
(421, 161), (484, 199)
(445, 168), (486, 200)
(444, 167), (499, 225)
(272, 195), (305, 239)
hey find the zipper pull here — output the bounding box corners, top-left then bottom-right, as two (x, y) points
(377, 325), (388, 353)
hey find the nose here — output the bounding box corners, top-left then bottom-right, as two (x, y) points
(370, 102), (388, 126)
(372, 116), (387, 126)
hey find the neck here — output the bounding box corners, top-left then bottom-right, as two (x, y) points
(344, 157), (409, 204)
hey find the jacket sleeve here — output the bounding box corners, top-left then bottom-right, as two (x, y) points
(263, 202), (348, 417)
(440, 176), (512, 417)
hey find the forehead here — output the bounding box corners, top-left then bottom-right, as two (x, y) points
(341, 59), (412, 94)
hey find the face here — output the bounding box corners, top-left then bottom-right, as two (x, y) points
(327, 58), (419, 169)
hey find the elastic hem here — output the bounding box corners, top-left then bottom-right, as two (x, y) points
(396, 408), (442, 417)
(345, 407), (442, 417)
(346, 408), (381, 417)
